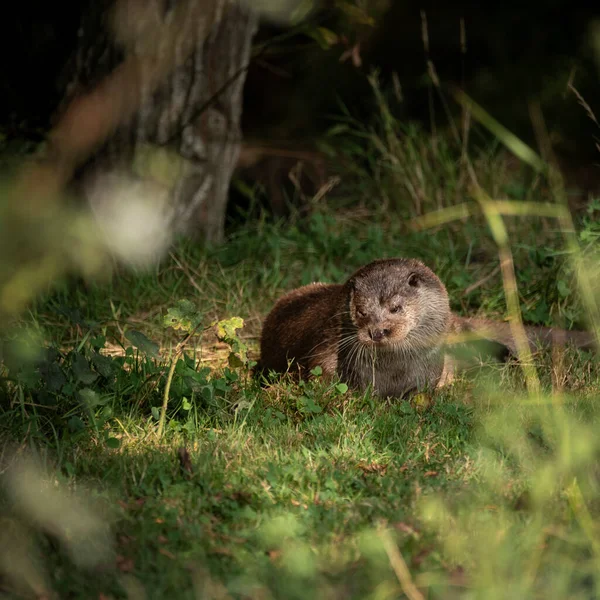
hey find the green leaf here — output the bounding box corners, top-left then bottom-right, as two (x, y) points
(228, 352), (244, 368)
(214, 379), (229, 392)
(100, 406), (113, 421)
(215, 317), (245, 342)
(164, 300), (203, 333)
(125, 330), (160, 358)
(299, 395), (322, 414)
(310, 366), (323, 377)
(90, 352), (117, 378)
(67, 416), (86, 433)
(181, 376), (199, 394)
(224, 368), (239, 382)
(62, 382), (76, 397)
(216, 317), (248, 365)
(182, 397), (192, 411)
(151, 406), (160, 420)
(105, 437), (121, 449)
(72, 353), (98, 385)
(78, 388), (104, 408)
(168, 420), (181, 432)
(557, 279), (571, 298)
(17, 368), (41, 390)
(399, 401), (414, 415)
(39, 361), (67, 392)
(335, 383), (349, 394)
(90, 335), (106, 349)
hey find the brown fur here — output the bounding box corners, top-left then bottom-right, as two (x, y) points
(258, 258), (596, 398)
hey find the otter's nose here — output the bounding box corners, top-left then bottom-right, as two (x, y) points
(369, 328), (390, 342)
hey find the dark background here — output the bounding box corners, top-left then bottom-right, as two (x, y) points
(2, 1), (599, 162)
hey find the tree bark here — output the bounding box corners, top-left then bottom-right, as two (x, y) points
(61, 0), (258, 244)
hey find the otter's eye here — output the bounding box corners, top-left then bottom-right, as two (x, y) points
(408, 273), (420, 287)
(389, 304), (402, 314)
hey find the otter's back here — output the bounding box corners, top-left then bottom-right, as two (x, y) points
(259, 283), (346, 376)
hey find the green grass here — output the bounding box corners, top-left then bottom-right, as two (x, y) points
(13, 392), (477, 598)
(2, 208), (600, 598)
(2, 81), (600, 597)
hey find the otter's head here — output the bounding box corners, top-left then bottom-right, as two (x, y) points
(345, 258), (451, 351)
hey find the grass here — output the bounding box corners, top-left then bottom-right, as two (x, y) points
(2, 83), (600, 598)
(2, 210), (600, 598)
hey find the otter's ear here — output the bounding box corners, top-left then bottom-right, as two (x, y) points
(408, 272), (420, 287)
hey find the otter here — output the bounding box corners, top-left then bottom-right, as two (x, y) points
(258, 258), (596, 397)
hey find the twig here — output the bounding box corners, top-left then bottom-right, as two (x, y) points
(157, 321), (208, 438)
(158, 358), (179, 438)
(379, 528), (425, 600)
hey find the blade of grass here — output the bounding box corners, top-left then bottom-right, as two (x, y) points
(452, 88), (546, 173)
(476, 190), (540, 396)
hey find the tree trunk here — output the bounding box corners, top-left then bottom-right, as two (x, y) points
(62, 0), (258, 244)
